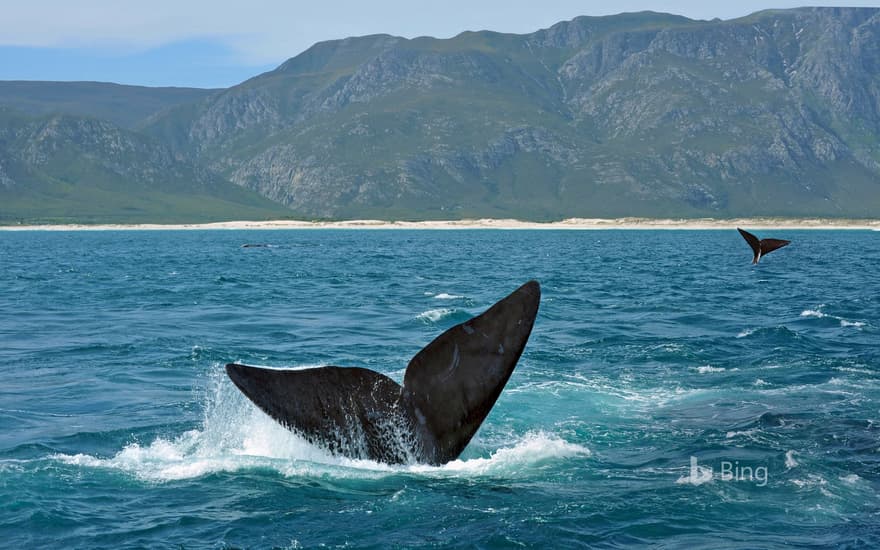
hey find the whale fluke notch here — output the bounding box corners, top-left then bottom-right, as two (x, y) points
(226, 280), (541, 465)
(737, 228), (790, 264)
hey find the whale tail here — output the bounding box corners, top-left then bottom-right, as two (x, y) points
(224, 363), (416, 463)
(737, 228), (790, 264)
(226, 280), (541, 465)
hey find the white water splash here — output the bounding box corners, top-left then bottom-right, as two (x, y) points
(416, 308), (456, 322)
(800, 307), (827, 319)
(726, 428), (760, 440)
(52, 367), (588, 482)
(839, 474), (861, 485)
(800, 306), (866, 328)
(695, 365), (725, 374)
(791, 474), (830, 493)
(785, 450), (799, 469)
(412, 432), (590, 477)
(433, 293), (464, 300)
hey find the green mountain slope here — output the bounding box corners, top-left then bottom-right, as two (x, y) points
(0, 110), (290, 224)
(0, 81), (216, 130)
(144, 7), (880, 219)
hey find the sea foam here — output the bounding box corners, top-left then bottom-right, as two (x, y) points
(415, 308), (456, 323)
(433, 293), (464, 300)
(53, 366), (588, 482)
(695, 365), (725, 374)
(800, 306), (866, 328)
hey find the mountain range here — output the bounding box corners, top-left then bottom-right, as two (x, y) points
(2, 7), (879, 223)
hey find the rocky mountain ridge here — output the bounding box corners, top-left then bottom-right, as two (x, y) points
(2, 8), (879, 222)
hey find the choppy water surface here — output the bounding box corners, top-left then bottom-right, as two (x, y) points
(1, 229), (878, 548)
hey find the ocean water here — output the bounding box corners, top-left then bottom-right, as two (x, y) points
(0, 229), (878, 548)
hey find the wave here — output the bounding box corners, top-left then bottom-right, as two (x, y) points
(433, 293), (464, 300)
(734, 325), (799, 339)
(415, 308), (457, 323)
(694, 365), (726, 374)
(790, 474), (831, 493)
(509, 373), (711, 410)
(52, 427), (587, 483)
(800, 306), (866, 328)
(800, 307), (827, 319)
(51, 367), (588, 482)
(834, 366), (875, 375)
(408, 432), (590, 477)
(725, 428), (762, 440)
(839, 474), (862, 485)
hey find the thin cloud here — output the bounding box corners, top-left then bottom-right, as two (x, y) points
(3, 0), (878, 66)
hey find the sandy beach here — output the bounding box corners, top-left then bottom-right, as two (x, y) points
(1, 217), (879, 231)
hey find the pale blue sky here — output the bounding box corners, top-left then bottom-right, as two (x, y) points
(1, 1), (877, 88)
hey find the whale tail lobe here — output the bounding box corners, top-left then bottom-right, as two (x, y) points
(737, 228), (790, 264)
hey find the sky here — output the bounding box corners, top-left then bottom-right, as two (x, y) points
(1, 1), (877, 88)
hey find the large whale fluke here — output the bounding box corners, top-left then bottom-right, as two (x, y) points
(737, 228), (790, 264)
(226, 280), (541, 465)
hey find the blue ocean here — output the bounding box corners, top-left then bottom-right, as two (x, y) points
(1, 229), (878, 548)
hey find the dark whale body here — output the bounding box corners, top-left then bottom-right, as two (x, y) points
(226, 280), (541, 465)
(737, 228), (790, 264)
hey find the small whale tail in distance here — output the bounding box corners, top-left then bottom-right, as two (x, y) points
(737, 228), (790, 264)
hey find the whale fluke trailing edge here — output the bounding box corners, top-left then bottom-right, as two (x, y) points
(226, 280), (541, 465)
(737, 228), (790, 264)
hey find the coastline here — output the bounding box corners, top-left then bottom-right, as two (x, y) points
(1, 217), (879, 231)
